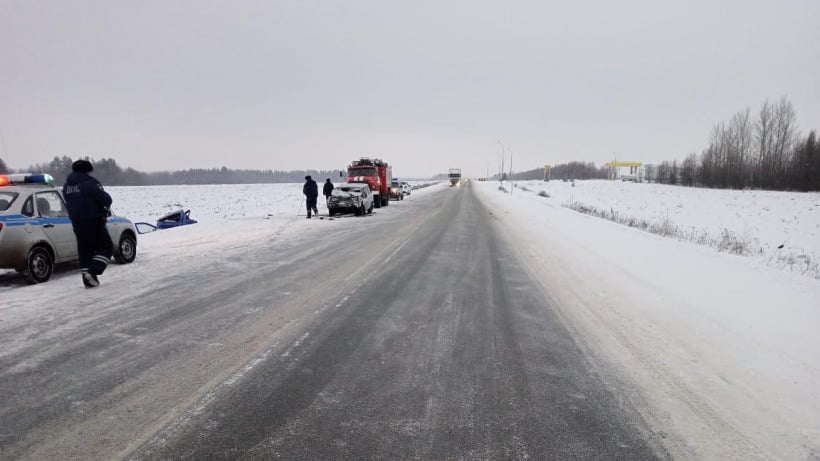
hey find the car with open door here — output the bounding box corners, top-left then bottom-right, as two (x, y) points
(0, 174), (138, 283)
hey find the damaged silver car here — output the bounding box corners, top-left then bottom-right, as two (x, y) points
(328, 183), (374, 216)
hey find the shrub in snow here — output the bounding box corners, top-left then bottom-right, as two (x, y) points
(559, 201), (790, 268)
(538, 190), (550, 198)
(770, 250), (820, 278)
(717, 228), (750, 255)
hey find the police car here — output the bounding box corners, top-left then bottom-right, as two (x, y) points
(0, 173), (138, 283)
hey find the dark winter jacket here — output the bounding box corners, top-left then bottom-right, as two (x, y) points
(323, 181), (334, 197)
(62, 172), (112, 221)
(303, 179), (318, 198)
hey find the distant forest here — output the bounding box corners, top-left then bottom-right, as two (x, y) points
(1, 156), (342, 186)
(503, 161), (609, 181)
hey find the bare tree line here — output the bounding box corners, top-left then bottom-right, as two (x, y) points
(508, 97), (817, 192)
(652, 97), (819, 191)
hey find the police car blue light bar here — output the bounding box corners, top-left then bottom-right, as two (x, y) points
(0, 174), (55, 186)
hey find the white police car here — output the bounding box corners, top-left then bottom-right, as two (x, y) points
(0, 173), (138, 283)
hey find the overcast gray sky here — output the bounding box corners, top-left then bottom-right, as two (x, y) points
(1, 0), (818, 178)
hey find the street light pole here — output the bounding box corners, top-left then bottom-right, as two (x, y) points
(509, 149), (513, 195)
(498, 140), (505, 188)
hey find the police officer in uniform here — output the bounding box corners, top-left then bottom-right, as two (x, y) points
(63, 160), (113, 287)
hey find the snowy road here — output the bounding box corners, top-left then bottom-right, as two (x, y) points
(3, 181), (818, 460)
(0, 183), (665, 460)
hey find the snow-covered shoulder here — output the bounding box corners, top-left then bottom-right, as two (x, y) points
(475, 180), (820, 460)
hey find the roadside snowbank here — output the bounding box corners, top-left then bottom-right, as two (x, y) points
(511, 179), (820, 278)
(476, 180), (820, 461)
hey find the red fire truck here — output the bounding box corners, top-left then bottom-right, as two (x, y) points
(347, 158), (392, 208)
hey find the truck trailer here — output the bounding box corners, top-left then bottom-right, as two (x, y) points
(448, 168), (462, 187)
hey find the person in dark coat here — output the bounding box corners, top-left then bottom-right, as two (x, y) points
(303, 175), (319, 218)
(323, 178), (334, 205)
(63, 159), (113, 288)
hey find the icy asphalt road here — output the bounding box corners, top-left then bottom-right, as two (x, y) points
(0, 183), (666, 460)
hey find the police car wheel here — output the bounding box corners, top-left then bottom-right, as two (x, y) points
(24, 246), (54, 284)
(114, 234), (137, 264)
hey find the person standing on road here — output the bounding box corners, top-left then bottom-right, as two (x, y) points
(63, 159), (113, 288)
(303, 175), (319, 218)
(323, 178), (334, 206)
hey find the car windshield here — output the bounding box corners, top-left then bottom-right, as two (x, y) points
(338, 187), (361, 194)
(0, 191), (18, 212)
(349, 167), (377, 176)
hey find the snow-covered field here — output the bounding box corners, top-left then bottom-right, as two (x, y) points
(510, 179), (820, 278)
(108, 180), (435, 224)
(0, 181), (443, 288)
(3, 180), (819, 459)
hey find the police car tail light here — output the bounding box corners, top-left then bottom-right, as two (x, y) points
(0, 174), (54, 186)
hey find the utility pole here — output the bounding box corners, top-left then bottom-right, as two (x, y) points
(509, 149), (513, 195)
(498, 140), (505, 188)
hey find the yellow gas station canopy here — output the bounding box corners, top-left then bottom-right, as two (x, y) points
(605, 161), (642, 168)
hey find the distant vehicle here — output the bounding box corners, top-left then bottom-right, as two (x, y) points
(347, 157), (391, 208)
(400, 181), (411, 196)
(389, 179), (404, 200)
(448, 168), (462, 187)
(328, 183), (374, 216)
(0, 173), (138, 283)
(134, 209), (198, 234)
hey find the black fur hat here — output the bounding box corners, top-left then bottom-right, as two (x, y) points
(72, 160), (93, 173)
(305, 175), (312, 180)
